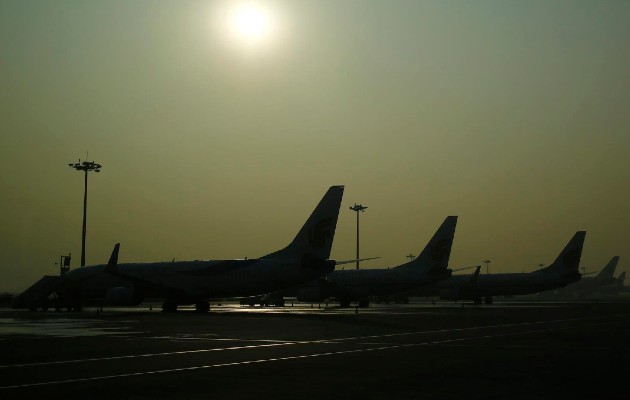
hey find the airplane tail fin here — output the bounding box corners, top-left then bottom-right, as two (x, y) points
(104, 243), (120, 274)
(395, 216), (457, 273)
(540, 231), (586, 277)
(595, 256), (619, 279)
(262, 186), (344, 260)
(618, 271), (626, 283)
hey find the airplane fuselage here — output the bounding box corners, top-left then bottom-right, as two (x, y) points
(553, 276), (617, 297)
(327, 268), (451, 298)
(288, 267), (452, 303)
(56, 257), (334, 305)
(409, 271), (581, 300)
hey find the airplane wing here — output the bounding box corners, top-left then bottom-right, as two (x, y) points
(334, 257), (380, 266)
(451, 265), (478, 273)
(101, 243), (200, 299)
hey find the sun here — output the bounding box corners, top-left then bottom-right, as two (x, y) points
(210, 0), (285, 52)
(233, 5), (269, 39)
(228, 2), (275, 45)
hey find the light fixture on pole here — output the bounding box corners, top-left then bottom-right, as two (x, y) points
(54, 253), (72, 275)
(483, 259), (491, 275)
(68, 159), (102, 267)
(349, 203), (368, 270)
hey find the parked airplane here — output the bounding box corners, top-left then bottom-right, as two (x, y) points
(581, 269), (627, 297)
(14, 185), (346, 312)
(256, 216), (458, 307)
(553, 256), (619, 297)
(597, 271), (627, 296)
(406, 231), (586, 304)
(613, 271), (629, 294)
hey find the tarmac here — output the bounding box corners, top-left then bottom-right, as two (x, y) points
(1, 300), (630, 399)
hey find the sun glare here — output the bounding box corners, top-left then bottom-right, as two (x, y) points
(210, 0), (285, 53)
(228, 2), (275, 46)
(234, 6), (268, 38)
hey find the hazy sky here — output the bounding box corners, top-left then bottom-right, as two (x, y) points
(1, 0), (629, 293)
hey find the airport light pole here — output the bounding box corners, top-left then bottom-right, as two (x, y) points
(68, 159), (102, 267)
(349, 203), (368, 270)
(483, 259), (491, 275)
(538, 263), (544, 271)
(406, 253), (415, 262)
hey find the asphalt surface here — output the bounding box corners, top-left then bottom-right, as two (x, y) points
(1, 301), (629, 399)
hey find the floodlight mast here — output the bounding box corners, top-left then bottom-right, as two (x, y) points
(68, 159), (102, 267)
(349, 203), (368, 270)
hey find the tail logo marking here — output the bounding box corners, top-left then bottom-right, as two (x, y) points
(430, 239), (452, 262)
(308, 217), (335, 248)
(563, 249), (580, 268)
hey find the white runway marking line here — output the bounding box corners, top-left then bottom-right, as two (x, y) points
(0, 342), (297, 369)
(0, 314), (625, 369)
(302, 314), (626, 344)
(2, 313), (623, 371)
(130, 336), (289, 343)
(0, 323), (606, 390)
(0, 318), (567, 369)
(432, 344), (609, 351)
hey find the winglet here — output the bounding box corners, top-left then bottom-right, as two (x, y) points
(457, 266), (481, 299)
(469, 265), (481, 285)
(105, 243), (120, 273)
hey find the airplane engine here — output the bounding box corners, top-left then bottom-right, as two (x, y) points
(104, 287), (144, 306)
(296, 286), (326, 303)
